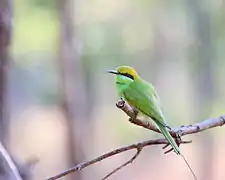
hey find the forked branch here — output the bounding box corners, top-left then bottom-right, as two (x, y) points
(47, 138), (191, 180)
(47, 100), (225, 180)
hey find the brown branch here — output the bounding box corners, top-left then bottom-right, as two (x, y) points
(117, 100), (225, 137)
(47, 99), (225, 180)
(101, 147), (142, 180)
(47, 138), (190, 180)
(116, 100), (163, 134)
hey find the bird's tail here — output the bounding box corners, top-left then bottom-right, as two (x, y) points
(156, 123), (180, 154)
(180, 153), (198, 180)
(156, 123), (198, 180)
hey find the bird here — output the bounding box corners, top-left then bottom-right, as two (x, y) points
(108, 65), (197, 180)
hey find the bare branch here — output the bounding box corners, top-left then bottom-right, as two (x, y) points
(47, 139), (191, 180)
(101, 147), (142, 180)
(117, 100), (225, 137)
(0, 142), (22, 180)
(47, 99), (225, 180)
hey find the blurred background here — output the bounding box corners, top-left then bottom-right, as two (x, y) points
(0, 0), (225, 179)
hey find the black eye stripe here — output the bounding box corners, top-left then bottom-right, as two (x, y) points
(119, 72), (134, 80)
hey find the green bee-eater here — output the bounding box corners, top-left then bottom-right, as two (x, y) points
(108, 65), (197, 180)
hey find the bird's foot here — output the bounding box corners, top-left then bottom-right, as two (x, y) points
(121, 97), (125, 102)
(116, 98), (126, 108)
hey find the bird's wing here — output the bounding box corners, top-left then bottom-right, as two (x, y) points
(124, 81), (168, 127)
(147, 83), (164, 117)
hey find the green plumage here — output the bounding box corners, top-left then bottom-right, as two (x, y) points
(108, 66), (197, 180)
(121, 78), (180, 154)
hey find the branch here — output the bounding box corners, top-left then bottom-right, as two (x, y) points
(101, 147), (142, 180)
(116, 100), (161, 134)
(47, 138), (191, 180)
(47, 99), (225, 180)
(0, 142), (22, 180)
(116, 100), (225, 137)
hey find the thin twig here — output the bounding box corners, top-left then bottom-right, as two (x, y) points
(47, 139), (191, 180)
(101, 147), (142, 180)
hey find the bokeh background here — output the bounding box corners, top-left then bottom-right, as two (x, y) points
(0, 0), (225, 179)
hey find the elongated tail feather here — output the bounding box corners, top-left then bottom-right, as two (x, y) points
(156, 123), (198, 180)
(180, 154), (198, 180)
(156, 123), (180, 154)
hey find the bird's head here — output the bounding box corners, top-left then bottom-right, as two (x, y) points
(108, 66), (139, 86)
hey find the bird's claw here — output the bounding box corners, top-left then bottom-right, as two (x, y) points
(175, 132), (182, 144)
(116, 98), (126, 108)
(121, 97), (125, 102)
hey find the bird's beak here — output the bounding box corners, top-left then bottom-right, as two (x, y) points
(107, 70), (118, 75)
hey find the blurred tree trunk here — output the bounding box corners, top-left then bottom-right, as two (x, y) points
(58, 0), (88, 179)
(185, 1), (215, 180)
(0, 0), (23, 179)
(0, 0), (12, 146)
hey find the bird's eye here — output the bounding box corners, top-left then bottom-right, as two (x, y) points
(122, 73), (134, 80)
